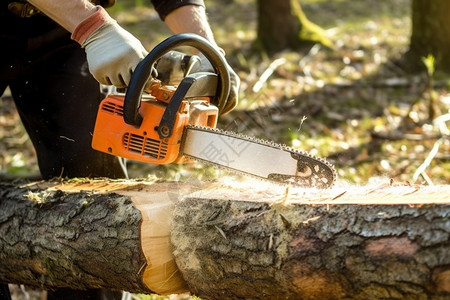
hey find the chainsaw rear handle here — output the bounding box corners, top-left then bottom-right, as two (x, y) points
(123, 33), (231, 128)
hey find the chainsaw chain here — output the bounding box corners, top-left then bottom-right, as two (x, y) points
(183, 125), (337, 188)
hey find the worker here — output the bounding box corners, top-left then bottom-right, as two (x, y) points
(0, 0), (239, 299)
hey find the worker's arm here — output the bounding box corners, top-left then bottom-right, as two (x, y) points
(27, 0), (96, 32)
(27, 0), (147, 88)
(164, 5), (239, 113)
(164, 5), (222, 53)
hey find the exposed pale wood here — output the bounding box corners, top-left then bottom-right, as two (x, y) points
(48, 181), (191, 294)
(48, 180), (209, 295)
(191, 179), (450, 205)
(0, 179), (198, 295)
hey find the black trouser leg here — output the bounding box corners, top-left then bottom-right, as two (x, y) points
(7, 38), (125, 179)
(0, 20), (125, 300)
(0, 284), (11, 300)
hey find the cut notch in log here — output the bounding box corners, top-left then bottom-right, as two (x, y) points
(0, 179), (198, 295)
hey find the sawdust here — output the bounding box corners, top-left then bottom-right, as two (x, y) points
(187, 176), (450, 205)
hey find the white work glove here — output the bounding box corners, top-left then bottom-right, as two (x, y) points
(72, 6), (148, 88)
(157, 51), (239, 114)
(155, 50), (192, 85)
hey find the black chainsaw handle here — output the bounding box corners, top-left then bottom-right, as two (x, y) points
(123, 33), (231, 128)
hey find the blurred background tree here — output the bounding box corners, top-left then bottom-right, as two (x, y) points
(256, 0), (333, 54)
(405, 0), (450, 72)
(257, 0), (450, 75)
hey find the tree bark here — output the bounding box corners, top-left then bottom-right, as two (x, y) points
(0, 180), (191, 295)
(407, 0), (450, 72)
(1, 179), (450, 299)
(171, 183), (450, 299)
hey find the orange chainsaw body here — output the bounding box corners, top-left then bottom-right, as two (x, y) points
(91, 33), (230, 165)
(92, 89), (218, 164)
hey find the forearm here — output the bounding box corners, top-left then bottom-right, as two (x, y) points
(164, 5), (221, 51)
(27, 0), (97, 32)
(164, 4), (238, 114)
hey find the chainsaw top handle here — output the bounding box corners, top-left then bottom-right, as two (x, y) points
(123, 33), (231, 128)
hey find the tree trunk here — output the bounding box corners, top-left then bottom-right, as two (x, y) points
(0, 180), (191, 295)
(407, 0), (450, 72)
(257, 0), (332, 54)
(171, 183), (450, 299)
(1, 179), (450, 299)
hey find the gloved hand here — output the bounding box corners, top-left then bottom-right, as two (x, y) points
(72, 6), (148, 88)
(155, 50), (194, 85)
(156, 51), (239, 114)
(190, 53), (239, 114)
(221, 63), (240, 114)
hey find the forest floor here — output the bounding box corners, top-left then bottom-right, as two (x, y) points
(1, 0), (450, 299)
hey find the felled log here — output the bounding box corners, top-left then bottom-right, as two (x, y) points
(1, 179), (450, 299)
(171, 181), (450, 300)
(0, 179), (195, 295)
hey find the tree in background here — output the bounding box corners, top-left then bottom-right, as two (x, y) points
(256, 0), (332, 54)
(406, 0), (450, 72)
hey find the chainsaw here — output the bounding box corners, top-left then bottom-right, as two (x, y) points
(92, 33), (336, 188)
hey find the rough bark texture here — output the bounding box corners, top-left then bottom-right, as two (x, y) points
(407, 0), (450, 71)
(171, 184), (450, 300)
(0, 181), (151, 293)
(1, 179), (450, 299)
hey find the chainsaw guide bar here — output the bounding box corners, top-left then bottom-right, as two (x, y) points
(181, 125), (337, 188)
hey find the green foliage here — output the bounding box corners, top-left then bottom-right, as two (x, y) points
(291, 0), (334, 49)
(422, 54), (435, 77)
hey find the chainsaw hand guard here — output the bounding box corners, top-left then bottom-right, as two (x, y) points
(123, 33), (231, 128)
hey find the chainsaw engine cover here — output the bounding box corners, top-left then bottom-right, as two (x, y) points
(92, 94), (218, 164)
